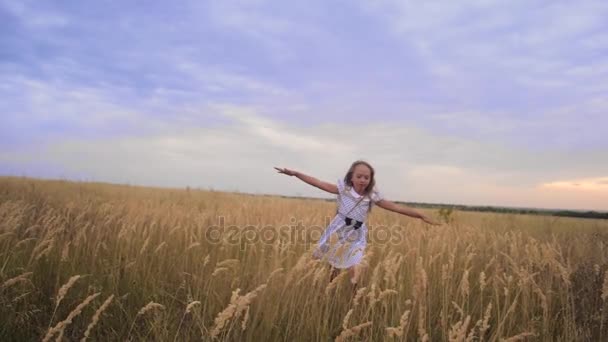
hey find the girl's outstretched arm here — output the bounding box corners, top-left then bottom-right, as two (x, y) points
(376, 199), (440, 225)
(274, 167), (338, 194)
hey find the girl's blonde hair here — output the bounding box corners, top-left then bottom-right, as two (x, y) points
(343, 160), (376, 212)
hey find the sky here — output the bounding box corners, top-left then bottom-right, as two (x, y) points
(1, 0), (607, 211)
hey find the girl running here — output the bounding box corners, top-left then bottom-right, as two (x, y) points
(275, 160), (439, 288)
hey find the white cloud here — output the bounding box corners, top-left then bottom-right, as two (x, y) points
(3, 110), (607, 210)
(581, 32), (608, 50)
(543, 177), (608, 191)
(0, 0), (69, 29)
(200, 1), (314, 63)
(174, 62), (289, 97)
(358, 0), (608, 94)
(1, 75), (143, 128)
(215, 105), (353, 154)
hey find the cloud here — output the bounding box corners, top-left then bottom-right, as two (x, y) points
(0, 0), (69, 30)
(543, 177), (608, 191)
(0, 74), (161, 148)
(216, 105), (352, 154)
(3, 110), (607, 210)
(173, 62), (289, 97)
(358, 0), (608, 99)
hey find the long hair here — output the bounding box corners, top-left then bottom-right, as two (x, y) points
(343, 160), (376, 212)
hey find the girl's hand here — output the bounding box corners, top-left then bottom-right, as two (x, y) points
(274, 167), (298, 177)
(421, 215), (441, 226)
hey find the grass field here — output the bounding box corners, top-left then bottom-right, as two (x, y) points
(1, 176), (608, 341)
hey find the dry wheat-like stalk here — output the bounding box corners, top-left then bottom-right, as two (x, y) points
(127, 301), (166, 339)
(367, 284), (378, 306)
(43, 292), (101, 342)
(186, 242), (200, 251)
(466, 322), (478, 342)
(80, 294), (114, 342)
(266, 267), (283, 284)
(56, 275), (82, 307)
(0, 231), (15, 241)
(136, 301), (166, 317)
(452, 302), (465, 318)
(216, 258), (240, 269)
(552, 260), (572, 287)
(185, 300), (201, 314)
(168, 225), (181, 236)
(342, 309), (354, 330)
(153, 242), (167, 254)
(379, 289), (398, 305)
(287, 252), (313, 284)
(442, 263), (450, 284)
(352, 286), (367, 307)
(532, 284), (548, 319)
(448, 315), (471, 342)
(12, 291), (31, 303)
(174, 300), (202, 341)
(369, 258), (381, 282)
(335, 321), (372, 342)
(15, 237), (37, 249)
(28, 235), (55, 262)
(383, 255), (402, 287)
(230, 288), (241, 303)
(500, 331), (536, 341)
(241, 306), (251, 331)
(139, 237), (150, 255)
(31, 238), (53, 257)
(34, 241), (54, 261)
(602, 271), (608, 301)
(296, 265), (317, 286)
(351, 262), (366, 285)
(479, 302), (492, 342)
(210, 284), (267, 338)
(414, 257), (428, 341)
(386, 309), (411, 338)
(48, 274), (84, 328)
(212, 267), (230, 277)
(313, 267), (328, 286)
(203, 254), (211, 268)
(60, 242), (71, 262)
(1, 271), (33, 289)
(325, 271), (347, 296)
(460, 269), (470, 299)
(24, 224), (40, 236)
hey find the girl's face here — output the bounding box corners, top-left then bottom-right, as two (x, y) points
(351, 164), (371, 195)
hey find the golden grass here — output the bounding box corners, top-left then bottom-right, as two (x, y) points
(1, 176), (608, 340)
(81, 294), (114, 342)
(43, 292), (101, 342)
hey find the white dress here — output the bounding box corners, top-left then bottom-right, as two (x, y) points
(313, 179), (384, 269)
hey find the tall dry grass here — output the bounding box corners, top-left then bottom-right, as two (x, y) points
(1, 176), (608, 341)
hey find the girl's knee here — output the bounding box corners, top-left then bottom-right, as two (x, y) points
(349, 267), (358, 284)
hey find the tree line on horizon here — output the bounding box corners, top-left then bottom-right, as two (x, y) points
(275, 195), (608, 220)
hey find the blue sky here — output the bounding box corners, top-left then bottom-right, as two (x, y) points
(1, 0), (608, 210)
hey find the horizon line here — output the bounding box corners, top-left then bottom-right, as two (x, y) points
(2, 174), (607, 214)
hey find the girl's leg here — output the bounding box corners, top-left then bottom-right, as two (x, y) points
(348, 267), (358, 284)
(329, 266), (340, 282)
(350, 263), (367, 286)
(348, 267), (358, 296)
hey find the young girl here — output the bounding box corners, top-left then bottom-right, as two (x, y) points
(274, 160), (439, 288)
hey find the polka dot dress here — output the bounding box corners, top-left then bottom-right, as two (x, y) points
(313, 179), (384, 269)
